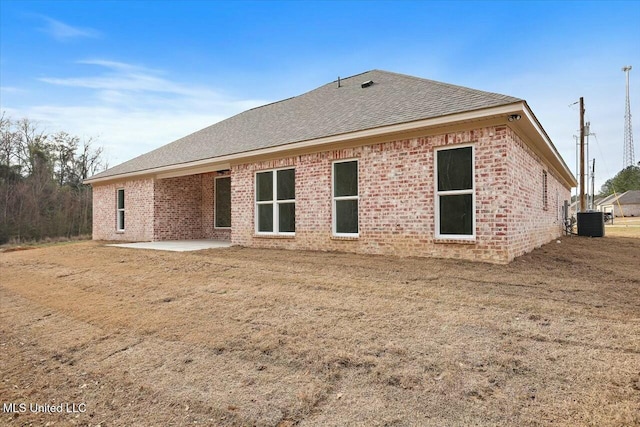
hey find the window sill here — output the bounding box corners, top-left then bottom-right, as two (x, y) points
(116, 230), (125, 234)
(434, 237), (476, 245)
(253, 234), (295, 239)
(331, 235), (359, 241)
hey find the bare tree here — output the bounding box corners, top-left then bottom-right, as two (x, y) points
(76, 138), (105, 181)
(0, 113), (107, 243)
(51, 131), (79, 186)
(13, 117), (50, 177)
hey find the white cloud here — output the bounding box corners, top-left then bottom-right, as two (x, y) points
(0, 86), (25, 94)
(41, 59), (229, 99)
(12, 105), (228, 166)
(10, 59), (267, 167)
(39, 16), (101, 41)
(78, 59), (143, 72)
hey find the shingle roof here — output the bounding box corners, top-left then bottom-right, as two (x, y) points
(602, 190), (640, 205)
(619, 190), (640, 204)
(598, 194), (619, 206)
(89, 69), (521, 180)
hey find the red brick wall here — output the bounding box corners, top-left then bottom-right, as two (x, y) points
(232, 128), (507, 262)
(505, 128), (569, 259)
(93, 125), (570, 262)
(153, 175), (204, 240)
(92, 178), (154, 241)
(230, 126), (559, 263)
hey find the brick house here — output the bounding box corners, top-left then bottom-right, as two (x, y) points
(85, 70), (576, 263)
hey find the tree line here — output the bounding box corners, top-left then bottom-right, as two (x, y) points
(0, 113), (106, 244)
(599, 165), (640, 197)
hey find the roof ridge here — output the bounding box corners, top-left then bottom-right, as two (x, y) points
(243, 70), (378, 113)
(368, 69), (522, 101)
(328, 69), (377, 85)
(230, 69), (519, 116)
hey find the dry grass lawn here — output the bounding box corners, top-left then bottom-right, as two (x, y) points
(1, 235), (639, 426)
(606, 216), (640, 238)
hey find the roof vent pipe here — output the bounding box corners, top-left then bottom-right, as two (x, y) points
(361, 80), (374, 88)
(337, 76), (341, 88)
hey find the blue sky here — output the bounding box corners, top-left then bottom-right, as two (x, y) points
(1, 0), (639, 191)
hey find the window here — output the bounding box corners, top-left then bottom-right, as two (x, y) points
(116, 188), (125, 231)
(215, 176), (231, 228)
(333, 160), (359, 236)
(255, 168), (295, 234)
(435, 145), (474, 238)
(542, 170), (548, 211)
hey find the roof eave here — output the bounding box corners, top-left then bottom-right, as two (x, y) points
(85, 101), (575, 188)
(507, 102), (577, 189)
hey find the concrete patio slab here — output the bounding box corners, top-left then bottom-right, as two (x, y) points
(107, 240), (231, 252)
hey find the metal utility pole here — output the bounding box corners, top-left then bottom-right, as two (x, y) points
(622, 66), (635, 168)
(585, 122), (591, 208)
(573, 134), (579, 214)
(580, 97), (586, 212)
(591, 159), (595, 210)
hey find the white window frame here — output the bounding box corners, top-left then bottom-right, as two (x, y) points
(434, 144), (475, 240)
(332, 159), (359, 237)
(214, 176), (231, 229)
(254, 167), (295, 236)
(116, 188), (125, 232)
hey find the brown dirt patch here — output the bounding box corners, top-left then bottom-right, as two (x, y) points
(0, 246), (37, 253)
(1, 236), (639, 426)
